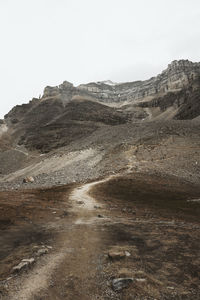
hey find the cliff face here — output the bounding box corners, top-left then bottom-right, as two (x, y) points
(39, 60), (200, 105)
(2, 59), (200, 153)
(77, 60), (200, 103)
(5, 60), (200, 124)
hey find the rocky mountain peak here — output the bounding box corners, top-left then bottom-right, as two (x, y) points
(167, 59), (199, 70)
(97, 80), (117, 86)
(38, 59), (200, 105)
(74, 59), (200, 103)
(59, 81), (74, 89)
(161, 59), (200, 81)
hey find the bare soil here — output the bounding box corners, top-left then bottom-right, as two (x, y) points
(0, 184), (75, 283)
(0, 173), (200, 299)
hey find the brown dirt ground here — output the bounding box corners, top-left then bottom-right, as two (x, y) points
(0, 184), (75, 283)
(0, 173), (200, 300)
(90, 173), (200, 299)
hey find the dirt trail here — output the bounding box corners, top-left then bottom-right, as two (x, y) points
(70, 179), (107, 211)
(5, 177), (112, 300)
(2, 173), (200, 300)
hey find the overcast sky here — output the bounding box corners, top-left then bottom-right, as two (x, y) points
(0, 0), (200, 118)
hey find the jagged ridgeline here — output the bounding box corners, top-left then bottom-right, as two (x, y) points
(1, 60), (200, 299)
(1, 59), (200, 154)
(42, 59), (200, 104)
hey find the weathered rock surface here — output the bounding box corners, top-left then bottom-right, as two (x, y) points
(12, 59), (200, 108)
(77, 60), (200, 103)
(0, 59), (200, 189)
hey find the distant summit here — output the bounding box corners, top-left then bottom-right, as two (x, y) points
(96, 80), (118, 86)
(0, 59), (200, 192)
(40, 59), (200, 105)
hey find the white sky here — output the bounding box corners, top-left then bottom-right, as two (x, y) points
(0, 0), (200, 118)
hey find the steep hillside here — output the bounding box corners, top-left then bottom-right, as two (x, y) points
(137, 84), (200, 120)
(4, 98), (128, 153)
(0, 59), (200, 188)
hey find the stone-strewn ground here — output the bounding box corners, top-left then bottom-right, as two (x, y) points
(0, 173), (200, 299)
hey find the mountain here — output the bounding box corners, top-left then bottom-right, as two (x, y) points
(0, 59), (200, 189)
(31, 59), (200, 107)
(77, 60), (200, 103)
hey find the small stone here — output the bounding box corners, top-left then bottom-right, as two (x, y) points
(12, 262), (28, 272)
(112, 278), (134, 291)
(22, 258), (35, 264)
(12, 257), (35, 272)
(94, 205), (101, 209)
(125, 251), (131, 257)
(36, 248), (48, 256)
(98, 214), (104, 218)
(46, 246), (53, 249)
(6, 277), (13, 281)
(136, 278), (146, 283)
(23, 176), (34, 183)
(108, 251), (126, 260)
(77, 201), (84, 205)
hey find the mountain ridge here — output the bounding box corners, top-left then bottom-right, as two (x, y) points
(0, 58), (200, 190)
(41, 59), (200, 104)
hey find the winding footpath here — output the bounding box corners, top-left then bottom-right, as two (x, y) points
(6, 176), (112, 300)
(4, 173), (200, 300)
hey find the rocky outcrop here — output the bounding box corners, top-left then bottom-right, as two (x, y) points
(4, 98), (128, 153)
(2, 59), (200, 155)
(43, 81), (75, 103)
(77, 60), (200, 103)
(39, 60), (200, 105)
